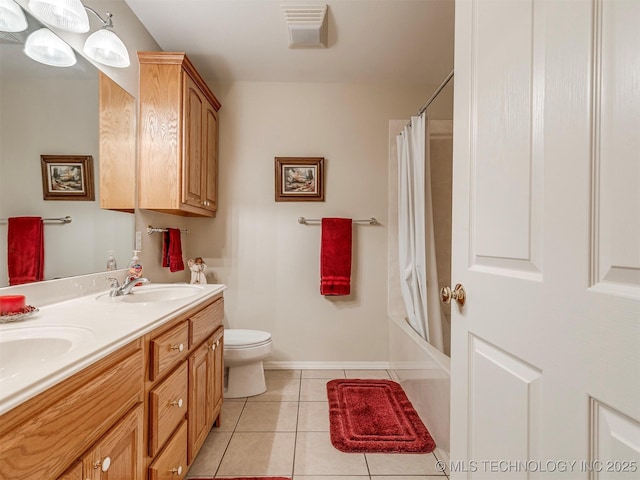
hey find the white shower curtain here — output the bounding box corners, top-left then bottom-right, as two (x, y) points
(397, 113), (445, 352)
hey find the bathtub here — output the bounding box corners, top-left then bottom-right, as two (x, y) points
(388, 315), (450, 454)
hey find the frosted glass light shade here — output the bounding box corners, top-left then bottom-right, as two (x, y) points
(83, 28), (129, 68)
(28, 0), (89, 33)
(24, 27), (76, 67)
(0, 0), (28, 32)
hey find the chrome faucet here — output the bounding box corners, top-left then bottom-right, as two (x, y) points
(107, 276), (150, 297)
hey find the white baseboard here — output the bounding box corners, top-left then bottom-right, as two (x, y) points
(264, 361), (391, 370)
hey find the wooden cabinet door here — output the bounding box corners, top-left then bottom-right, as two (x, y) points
(83, 404), (144, 480)
(187, 340), (212, 464)
(211, 328), (224, 426)
(202, 102), (218, 213)
(182, 73), (205, 210)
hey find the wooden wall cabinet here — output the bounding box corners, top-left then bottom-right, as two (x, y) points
(138, 52), (221, 217)
(98, 72), (136, 213)
(1, 294), (225, 480)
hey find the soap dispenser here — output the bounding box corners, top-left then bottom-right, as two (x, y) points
(128, 250), (143, 282)
(106, 250), (117, 271)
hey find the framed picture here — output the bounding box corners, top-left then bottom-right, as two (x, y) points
(40, 155), (95, 201)
(275, 157), (325, 202)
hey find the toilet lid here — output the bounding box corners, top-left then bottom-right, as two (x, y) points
(225, 329), (272, 348)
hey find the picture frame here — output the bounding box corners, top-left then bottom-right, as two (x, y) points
(40, 155), (95, 201)
(275, 157), (325, 202)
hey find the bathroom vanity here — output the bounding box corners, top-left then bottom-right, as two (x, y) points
(0, 283), (226, 479)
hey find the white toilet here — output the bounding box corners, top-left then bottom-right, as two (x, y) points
(223, 329), (273, 398)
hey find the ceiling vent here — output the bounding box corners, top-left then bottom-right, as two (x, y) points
(281, 4), (328, 48)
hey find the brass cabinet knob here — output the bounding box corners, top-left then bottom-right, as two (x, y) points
(94, 456), (111, 472)
(440, 283), (466, 307)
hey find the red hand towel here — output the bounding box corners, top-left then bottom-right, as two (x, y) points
(320, 218), (352, 296)
(162, 231), (170, 268)
(167, 228), (185, 272)
(8, 217), (44, 286)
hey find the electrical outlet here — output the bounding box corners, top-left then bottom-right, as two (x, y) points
(135, 231), (142, 251)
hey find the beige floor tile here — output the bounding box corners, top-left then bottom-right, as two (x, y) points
(294, 477), (370, 480)
(366, 452), (443, 475)
(236, 401), (299, 432)
(297, 401), (329, 432)
(185, 430), (232, 478)
(216, 432), (296, 476)
(266, 369), (302, 379)
(300, 378), (331, 401)
(371, 477), (448, 480)
(301, 369), (346, 379)
(216, 399), (246, 432)
(344, 369), (391, 379)
(247, 376), (301, 402)
(433, 448), (450, 475)
(294, 431), (368, 475)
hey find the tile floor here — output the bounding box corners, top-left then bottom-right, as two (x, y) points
(186, 369), (450, 479)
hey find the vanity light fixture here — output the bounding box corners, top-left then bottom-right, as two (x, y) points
(0, 0), (28, 32)
(82, 8), (129, 68)
(24, 26), (76, 67)
(27, 0), (89, 33)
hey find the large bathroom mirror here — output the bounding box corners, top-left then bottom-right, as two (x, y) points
(0, 2), (135, 287)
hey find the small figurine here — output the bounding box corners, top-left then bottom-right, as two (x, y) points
(188, 257), (207, 284)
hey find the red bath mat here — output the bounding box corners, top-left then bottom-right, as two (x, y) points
(327, 379), (436, 453)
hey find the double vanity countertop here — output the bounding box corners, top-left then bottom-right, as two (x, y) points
(0, 283), (227, 416)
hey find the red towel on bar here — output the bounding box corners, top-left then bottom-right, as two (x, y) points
(320, 218), (352, 296)
(162, 231), (171, 268)
(7, 217), (44, 286)
(167, 228), (185, 272)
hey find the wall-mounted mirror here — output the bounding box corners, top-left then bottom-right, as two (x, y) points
(0, 1), (135, 287)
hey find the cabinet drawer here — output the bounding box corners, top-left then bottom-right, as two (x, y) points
(189, 297), (223, 347)
(149, 420), (188, 480)
(150, 321), (189, 381)
(149, 362), (188, 457)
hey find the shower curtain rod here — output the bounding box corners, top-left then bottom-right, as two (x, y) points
(417, 69), (454, 116)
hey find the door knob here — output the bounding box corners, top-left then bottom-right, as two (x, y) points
(440, 284), (466, 307)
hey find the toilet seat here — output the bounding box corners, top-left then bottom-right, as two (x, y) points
(224, 329), (272, 349)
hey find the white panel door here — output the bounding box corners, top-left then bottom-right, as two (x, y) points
(450, 0), (640, 478)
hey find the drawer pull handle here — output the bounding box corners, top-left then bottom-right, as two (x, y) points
(170, 343), (184, 352)
(170, 465), (183, 475)
(94, 456), (111, 472)
(170, 398), (184, 408)
(210, 343), (216, 351)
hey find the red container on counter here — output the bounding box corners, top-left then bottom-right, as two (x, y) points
(0, 295), (26, 314)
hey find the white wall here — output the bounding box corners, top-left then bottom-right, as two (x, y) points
(181, 81), (434, 365)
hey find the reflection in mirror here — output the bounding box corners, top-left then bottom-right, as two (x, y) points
(0, 1), (134, 287)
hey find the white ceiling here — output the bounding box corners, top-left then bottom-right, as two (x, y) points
(123, 0), (455, 85)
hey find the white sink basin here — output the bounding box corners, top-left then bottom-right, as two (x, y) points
(0, 326), (95, 383)
(96, 284), (203, 304)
